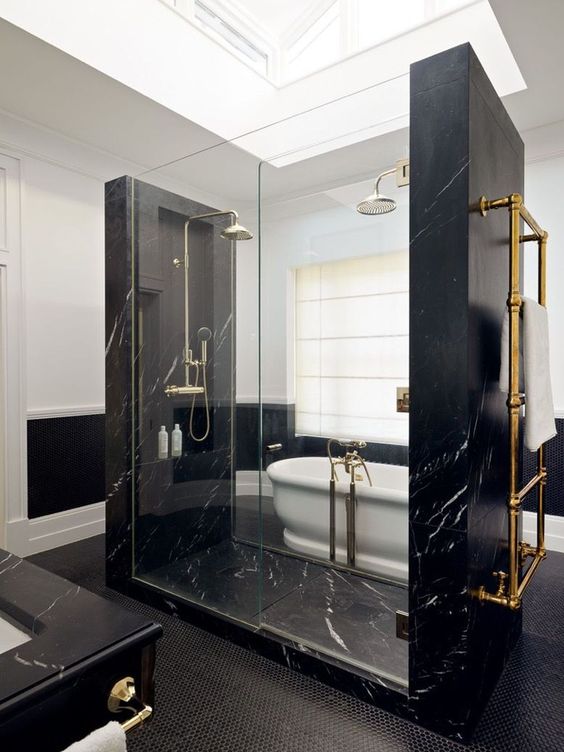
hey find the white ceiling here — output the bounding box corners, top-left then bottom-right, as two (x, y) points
(490, 0), (564, 132)
(0, 20), (221, 171)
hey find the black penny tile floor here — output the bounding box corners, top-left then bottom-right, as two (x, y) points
(29, 536), (564, 752)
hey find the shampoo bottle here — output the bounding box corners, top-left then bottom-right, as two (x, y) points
(171, 423), (183, 457)
(158, 426), (169, 460)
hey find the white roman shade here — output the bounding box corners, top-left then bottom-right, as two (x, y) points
(294, 251), (409, 444)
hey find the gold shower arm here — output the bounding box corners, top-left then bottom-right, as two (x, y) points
(475, 193), (548, 610)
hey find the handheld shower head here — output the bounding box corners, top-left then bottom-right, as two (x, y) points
(337, 439), (367, 450)
(197, 326), (212, 363)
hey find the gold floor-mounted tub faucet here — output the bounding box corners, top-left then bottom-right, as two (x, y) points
(327, 439), (372, 569)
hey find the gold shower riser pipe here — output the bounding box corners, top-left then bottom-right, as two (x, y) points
(475, 193), (548, 611)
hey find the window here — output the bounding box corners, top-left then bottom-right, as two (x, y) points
(294, 252), (409, 444)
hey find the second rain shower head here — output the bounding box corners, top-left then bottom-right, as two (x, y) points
(356, 192), (397, 215)
(356, 164), (408, 216)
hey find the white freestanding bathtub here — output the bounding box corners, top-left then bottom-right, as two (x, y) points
(267, 457), (408, 584)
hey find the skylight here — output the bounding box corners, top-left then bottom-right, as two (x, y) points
(158, 0), (525, 167)
(193, 1), (269, 75)
(162, 0), (480, 84)
(284, 3), (340, 82)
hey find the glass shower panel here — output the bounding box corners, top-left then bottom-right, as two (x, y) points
(126, 69), (411, 689)
(130, 140), (262, 627)
(256, 86), (410, 689)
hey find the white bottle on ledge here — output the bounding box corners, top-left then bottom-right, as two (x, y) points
(171, 423), (183, 457)
(158, 426), (169, 460)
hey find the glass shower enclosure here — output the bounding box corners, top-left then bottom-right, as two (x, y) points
(115, 78), (411, 693)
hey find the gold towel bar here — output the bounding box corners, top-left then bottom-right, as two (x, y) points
(475, 193), (548, 610)
(108, 676), (153, 733)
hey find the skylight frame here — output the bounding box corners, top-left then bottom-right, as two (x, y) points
(193, 0), (270, 74)
(159, 0), (278, 81)
(159, 0), (483, 86)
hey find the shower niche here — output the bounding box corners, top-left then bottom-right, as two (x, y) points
(106, 45), (527, 742)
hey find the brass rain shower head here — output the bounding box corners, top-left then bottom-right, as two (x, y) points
(220, 221), (254, 241)
(356, 192), (397, 215)
(357, 164), (406, 216)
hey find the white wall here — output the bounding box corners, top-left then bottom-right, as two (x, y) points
(24, 159), (104, 415)
(0, 109), (234, 417)
(524, 155), (564, 413)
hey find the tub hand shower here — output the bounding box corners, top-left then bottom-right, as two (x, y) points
(327, 439), (372, 568)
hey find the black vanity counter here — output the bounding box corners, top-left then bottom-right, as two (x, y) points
(0, 549), (162, 749)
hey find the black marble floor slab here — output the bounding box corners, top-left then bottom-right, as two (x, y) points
(138, 540), (324, 625)
(138, 539), (408, 688)
(261, 567), (408, 688)
(234, 500), (285, 549)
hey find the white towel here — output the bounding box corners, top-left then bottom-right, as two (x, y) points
(62, 722), (126, 752)
(499, 297), (557, 451)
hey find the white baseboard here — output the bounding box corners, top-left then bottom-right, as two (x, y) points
(27, 405), (105, 419)
(6, 501), (106, 557)
(523, 511), (564, 553)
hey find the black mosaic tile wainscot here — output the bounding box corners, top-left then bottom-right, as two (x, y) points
(27, 414), (105, 518)
(523, 417), (564, 517)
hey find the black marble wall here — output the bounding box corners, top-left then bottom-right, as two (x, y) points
(409, 44), (523, 740)
(27, 415), (105, 518)
(105, 177), (236, 581)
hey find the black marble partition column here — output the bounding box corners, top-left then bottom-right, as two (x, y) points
(409, 44), (523, 740)
(105, 176), (134, 585)
(105, 176), (236, 583)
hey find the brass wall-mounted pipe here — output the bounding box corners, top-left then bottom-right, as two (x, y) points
(475, 193), (548, 610)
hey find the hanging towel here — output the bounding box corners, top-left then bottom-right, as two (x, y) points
(62, 722), (126, 752)
(499, 297), (557, 451)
